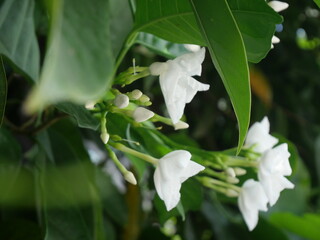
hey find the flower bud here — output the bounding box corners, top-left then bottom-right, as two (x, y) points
(234, 167), (247, 176)
(174, 121), (189, 130)
(139, 94), (150, 103)
(268, 1), (289, 12)
(114, 94), (129, 109)
(226, 189), (239, 197)
(132, 107), (155, 122)
(100, 132), (110, 144)
(124, 171), (137, 185)
(272, 36), (280, 44)
(225, 167), (236, 178)
(85, 101), (95, 110)
(131, 89), (143, 100)
(226, 176), (240, 184)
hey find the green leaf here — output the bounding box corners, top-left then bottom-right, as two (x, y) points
(26, 0), (114, 112)
(56, 102), (99, 130)
(0, 56), (7, 127)
(314, 0), (320, 8)
(0, 0), (40, 80)
(134, 0), (281, 62)
(227, 0), (282, 62)
(270, 213), (320, 240)
(136, 33), (190, 59)
(189, 0), (250, 153)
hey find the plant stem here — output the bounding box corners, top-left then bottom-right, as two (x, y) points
(109, 142), (158, 165)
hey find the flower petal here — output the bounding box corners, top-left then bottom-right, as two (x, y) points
(174, 47), (205, 76)
(180, 160), (205, 183)
(268, 1), (289, 12)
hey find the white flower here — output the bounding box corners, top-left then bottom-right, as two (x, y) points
(149, 48), (210, 124)
(245, 117), (278, 153)
(153, 150), (204, 211)
(258, 143), (294, 206)
(132, 107), (154, 122)
(268, 1), (289, 12)
(184, 44), (201, 52)
(238, 179), (268, 231)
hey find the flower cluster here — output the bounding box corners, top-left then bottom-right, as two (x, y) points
(238, 117), (294, 230)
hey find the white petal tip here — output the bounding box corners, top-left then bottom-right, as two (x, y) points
(85, 101), (96, 110)
(100, 132), (110, 144)
(149, 62), (167, 75)
(174, 121), (189, 130)
(184, 44), (201, 52)
(268, 1), (289, 12)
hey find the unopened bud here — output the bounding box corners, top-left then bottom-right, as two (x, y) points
(268, 1), (289, 12)
(226, 176), (239, 184)
(272, 36), (280, 44)
(234, 167), (247, 176)
(132, 107), (155, 122)
(139, 94), (150, 103)
(100, 132), (110, 144)
(225, 189), (239, 197)
(85, 101), (95, 110)
(114, 94), (129, 109)
(131, 89), (143, 100)
(225, 167), (236, 178)
(174, 121), (189, 130)
(124, 171), (137, 185)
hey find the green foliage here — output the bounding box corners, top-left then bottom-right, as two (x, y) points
(189, 0), (250, 153)
(0, 0), (39, 80)
(26, 0), (114, 111)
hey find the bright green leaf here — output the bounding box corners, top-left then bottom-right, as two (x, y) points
(0, 0), (39, 80)
(189, 0), (250, 153)
(26, 0), (114, 112)
(0, 56), (7, 127)
(314, 0), (320, 8)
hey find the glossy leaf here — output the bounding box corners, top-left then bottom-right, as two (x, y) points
(56, 102), (99, 130)
(0, 56), (6, 127)
(0, 0), (39, 80)
(134, 0), (281, 62)
(26, 0), (114, 112)
(189, 0), (250, 153)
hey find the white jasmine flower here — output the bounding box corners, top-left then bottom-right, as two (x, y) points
(132, 107), (154, 122)
(149, 48), (210, 124)
(268, 1), (289, 12)
(245, 117), (278, 153)
(184, 44), (201, 52)
(153, 150), (204, 211)
(258, 143), (294, 206)
(238, 179), (268, 231)
(114, 94), (129, 109)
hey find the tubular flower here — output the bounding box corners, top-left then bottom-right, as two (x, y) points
(245, 117), (278, 153)
(238, 179), (268, 231)
(153, 150), (205, 211)
(149, 48), (210, 124)
(258, 143), (294, 206)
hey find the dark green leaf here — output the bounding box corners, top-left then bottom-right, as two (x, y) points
(56, 102), (99, 130)
(0, 219), (43, 240)
(134, 0), (281, 62)
(0, 56), (6, 127)
(270, 213), (320, 240)
(136, 33), (190, 59)
(26, 0), (114, 112)
(0, 0), (39, 80)
(228, 0), (282, 62)
(189, 0), (250, 153)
